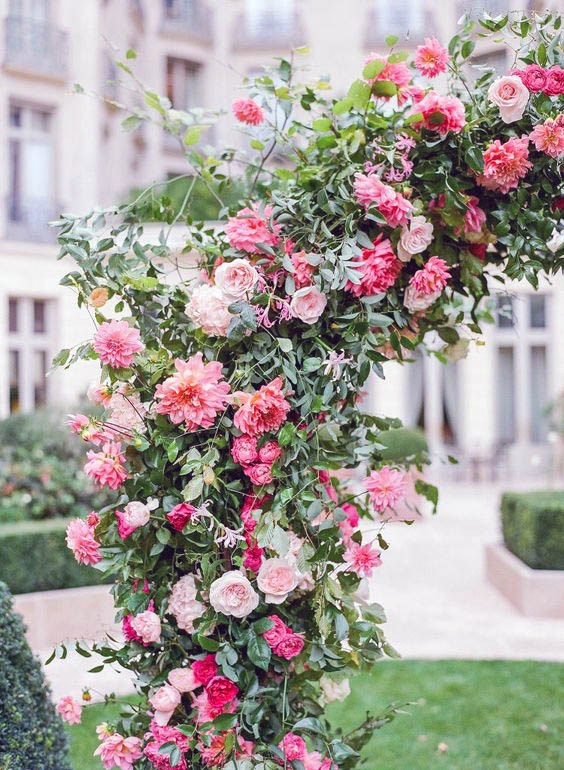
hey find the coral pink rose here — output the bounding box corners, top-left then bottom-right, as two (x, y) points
(130, 610), (161, 645)
(205, 675), (239, 708)
(192, 654), (219, 686)
(149, 684), (181, 725)
(488, 75), (529, 123)
(214, 258), (259, 300)
(258, 440), (282, 464)
(168, 667), (198, 692)
(397, 215), (434, 261)
(257, 558), (298, 604)
(209, 570), (259, 618)
(244, 462), (273, 486)
(290, 286), (327, 325)
(231, 435), (259, 466)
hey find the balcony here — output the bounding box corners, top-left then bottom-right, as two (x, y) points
(160, 0), (212, 43)
(4, 16), (68, 80)
(231, 11), (305, 51)
(6, 196), (59, 243)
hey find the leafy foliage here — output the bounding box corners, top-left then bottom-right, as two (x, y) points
(501, 491), (564, 570)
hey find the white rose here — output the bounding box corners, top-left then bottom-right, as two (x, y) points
(215, 258), (259, 300)
(398, 216), (434, 262)
(186, 284), (233, 336)
(403, 286), (441, 313)
(209, 570), (259, 618)
(319, 676), (351, 705)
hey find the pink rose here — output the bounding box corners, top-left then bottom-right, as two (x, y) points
(185, 284), (233, 337)
(56, 695), (82, 725)
(209, 570), (259, 618)
(488, 75), (529, 123)
(130, 610), (161, 645)
(397, 215), (434, 261)
(115, 499), (155, 539)
(214, 258), (259, 301)
(403, 285), (441, 313)
(258, 440), (282, 464)
(166, 502), (196, 532)
(290, 286), (327, 325)
(149, 684), (181, 725)
(263, 614), (289, 649)
(275, 632), (305, 660)
(168, 667), (198, 692)
(244, 462), (273, 486)
(257, 558), (298, 604)
(519, 64), (547, 93)
(231, 435), (259, 466)
(279, 733), (307, 762)
(205, 675), (239, 707)
(192, 654), (219, 686)
(545, 66), (564, 97)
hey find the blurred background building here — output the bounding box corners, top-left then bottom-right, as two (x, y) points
(0, 0), (562, 480)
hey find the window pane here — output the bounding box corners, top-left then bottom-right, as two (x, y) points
(9, 104), (22, 127)
(530, 346), (547, 443)
(34, 349), (48, 407)
(31, 108), (51, 132)
(33, 299), (46, 333)
(496, 346), (515, 444)
(496, 295), (514, 328)
(529, 295), (546, 329)
(9, 350), (20, 413)
(8, 298), (19, 332)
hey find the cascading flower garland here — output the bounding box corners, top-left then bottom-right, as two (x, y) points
(54, 12), (562, 770)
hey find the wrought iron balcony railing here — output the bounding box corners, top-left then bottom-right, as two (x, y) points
(4, 16), (68, 79)
(161, 0), (212, 42)
(6, 196), (59, 243)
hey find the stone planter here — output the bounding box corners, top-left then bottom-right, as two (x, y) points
(485, 543), (564, 619)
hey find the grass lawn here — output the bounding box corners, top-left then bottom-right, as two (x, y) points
(67, 660), (564, 770)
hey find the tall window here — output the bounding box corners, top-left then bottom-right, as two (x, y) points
(166, 57), (202, 110)
(8, 102), (54, 241)
(245, 0), (294, 39)
(8, 0), (50, 20)
(7, 297), (54, 413)
(376, 0), (424, 38)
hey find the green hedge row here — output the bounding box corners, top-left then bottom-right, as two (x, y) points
(501, 491), (564, 570)
(0, 519), (111, 595)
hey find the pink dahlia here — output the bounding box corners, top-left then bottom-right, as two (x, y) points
(529, 116), (564, 158)
(233, 376), (290, 436)
(410, 256), (451, 295)
(92, 320), (144, 369)
(66, 518), (102, 565)
(346, 235), (402, 298)
(365, 466), (406, 511)
(154, 353), (230, 431)
(95, 733), (143, 770)
(344, 541), (382, 578)
(464, 197), (487, 234)
(84, 441), (128, 490)
(414, 37), (449, 78)
(56, 695), (82, 725)
(477, 136), (532, 194)
(410, 91), (466, 135)
(232, 97), (264, 125)
(353, 173), (413, 226)
(225, 203), (281, 254)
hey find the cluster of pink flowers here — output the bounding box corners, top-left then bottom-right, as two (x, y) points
(231, 435), (282, 486)
(93, 320), (144, 369)
(364, 52), (417, 104)
(84, 441), (128, 490)
(346, 235), (402, 297)
(529, 115), (564, 158)
(154, 353), (231, 431)
(278, 733), (335, 769)
(94, 730), (143, 770)
(410, 256), (451, 295)
(143, 722), (190, 770)
(477, 136), (532, 193)
(115, 498), (157, 539)
(66, 515), (102, 565)
(414, 37), (450, 78)
(410, 91), (466, 135)
(512, 64), (564, 96)
(365, 466), (407, 512)
(232, 97), (264, 125)
(262, 614), (305, 659)
(225, 203), (281, 254)
(233, 376), (290, 436)
(353, 173), (413, 226)
(56, 695), (82, 725)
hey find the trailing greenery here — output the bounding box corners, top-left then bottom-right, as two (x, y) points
(501, 491), (564, 570)
(0, 581), (72, 769)
(0, 520), (111, 594)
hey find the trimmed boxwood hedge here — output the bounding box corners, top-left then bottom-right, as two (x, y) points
(0, 519), (111, 594)
(501, 491), (564, 570)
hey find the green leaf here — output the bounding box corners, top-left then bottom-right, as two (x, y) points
(126, 48), (137, 59)
(121, 115), (142, 132)
(312, 117), (332, 132)
(247, 633), (271, 671)
(250, 138), (265, 150)
(385, 35), (399, 47)
(347, 80), (372, 110)
(461, 40), (475, 59)
(183, 476), (204, 501)
(371, 80), (397, 97)
(333, 97), (352, 115)
(362, 60), (386, 80)
(183, 126), (202, 146)
(278, 338), (293, 352)
(293, 717), (325, 734)
(253, 617), (275, 635)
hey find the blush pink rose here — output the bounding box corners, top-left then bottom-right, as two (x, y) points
(214, 258), (259, 301)
(209, 570), (259, 618)
(397, 215), (434, 261)
(130, 610), (161, 645)
(185, 284), (233, 337)
(168, 574), (205, 632)
(115, 499), (155, 539)
(168, 667), (198, 692)
(290, 286), (327, 325)
(244, 462), (273, 486)
(94, 733), (143, 770)
(231, 435), (259, 466)
(403, 285), (441, 313)
(257, 558), (298, 604)
(149, 684), (181, 726)
(56, 695), (82, 725)
(488, 75), (529, 123)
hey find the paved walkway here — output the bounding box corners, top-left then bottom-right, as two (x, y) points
(42, 482), (564, 701)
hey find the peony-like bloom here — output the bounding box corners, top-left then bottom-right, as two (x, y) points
(231, 435), (259, 466)
(168, 667), (198, 692)
(464, 197), (487, 235)
(258, 440), (282, 464)
(244, 462), (273, 486)
(414, 37), (449, 78)
(225, 204), (281, 254)
(353, 173), (413, 226)
(150, 684), (181, 726)
(243, 541), (263, 572)
(290, 286), (328, 325)
(279, 733), (307, 762)
(143, 723), (189, 770)
(166, 502), (196, 532)
(346, 235), (402, 297)
(275, 632), (305, 660)
(65, 518), (101, 565)
(365, 466), (407, 511)
(130, 610), (161, 645)
(233, 376), (290, 437)
(291, 251), (315, 288)
(263, 615), (289, 649)
(193, 691), (238, 724)
(93, 320), (144, 369)
(410, 256), (451, 295)
(477, 136), (532, 193)
(56, 695), (82, 725)
(198, 732), (232, 767)
(192, 654), (219, 686)
(214, 258), (259, 301)
(154, 353), (230, 431)
(344, 541), (382, 577)
(257, 558), (298, 604)
(94, 733), (143, 770)
(232, 97), (264, 125)
(84, 442), (128, 490)
(205, 675), (239, 708)
(397, 216), (434, 261)
(488, 75), (529, 123)
(514, 63), (547, 93)
(185, 284), (233, 337)
(209, 570), (259, 618)
(529, 116), (564, 158)
(409, 91), (466, 135)
(115, 498), (156, 539)
(364, 53), (412, 98)
(545, 66), (564, 96)
(403, 285), (442, 313)
(319, 676), (351, 705)
(168, 574), (205, 633)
